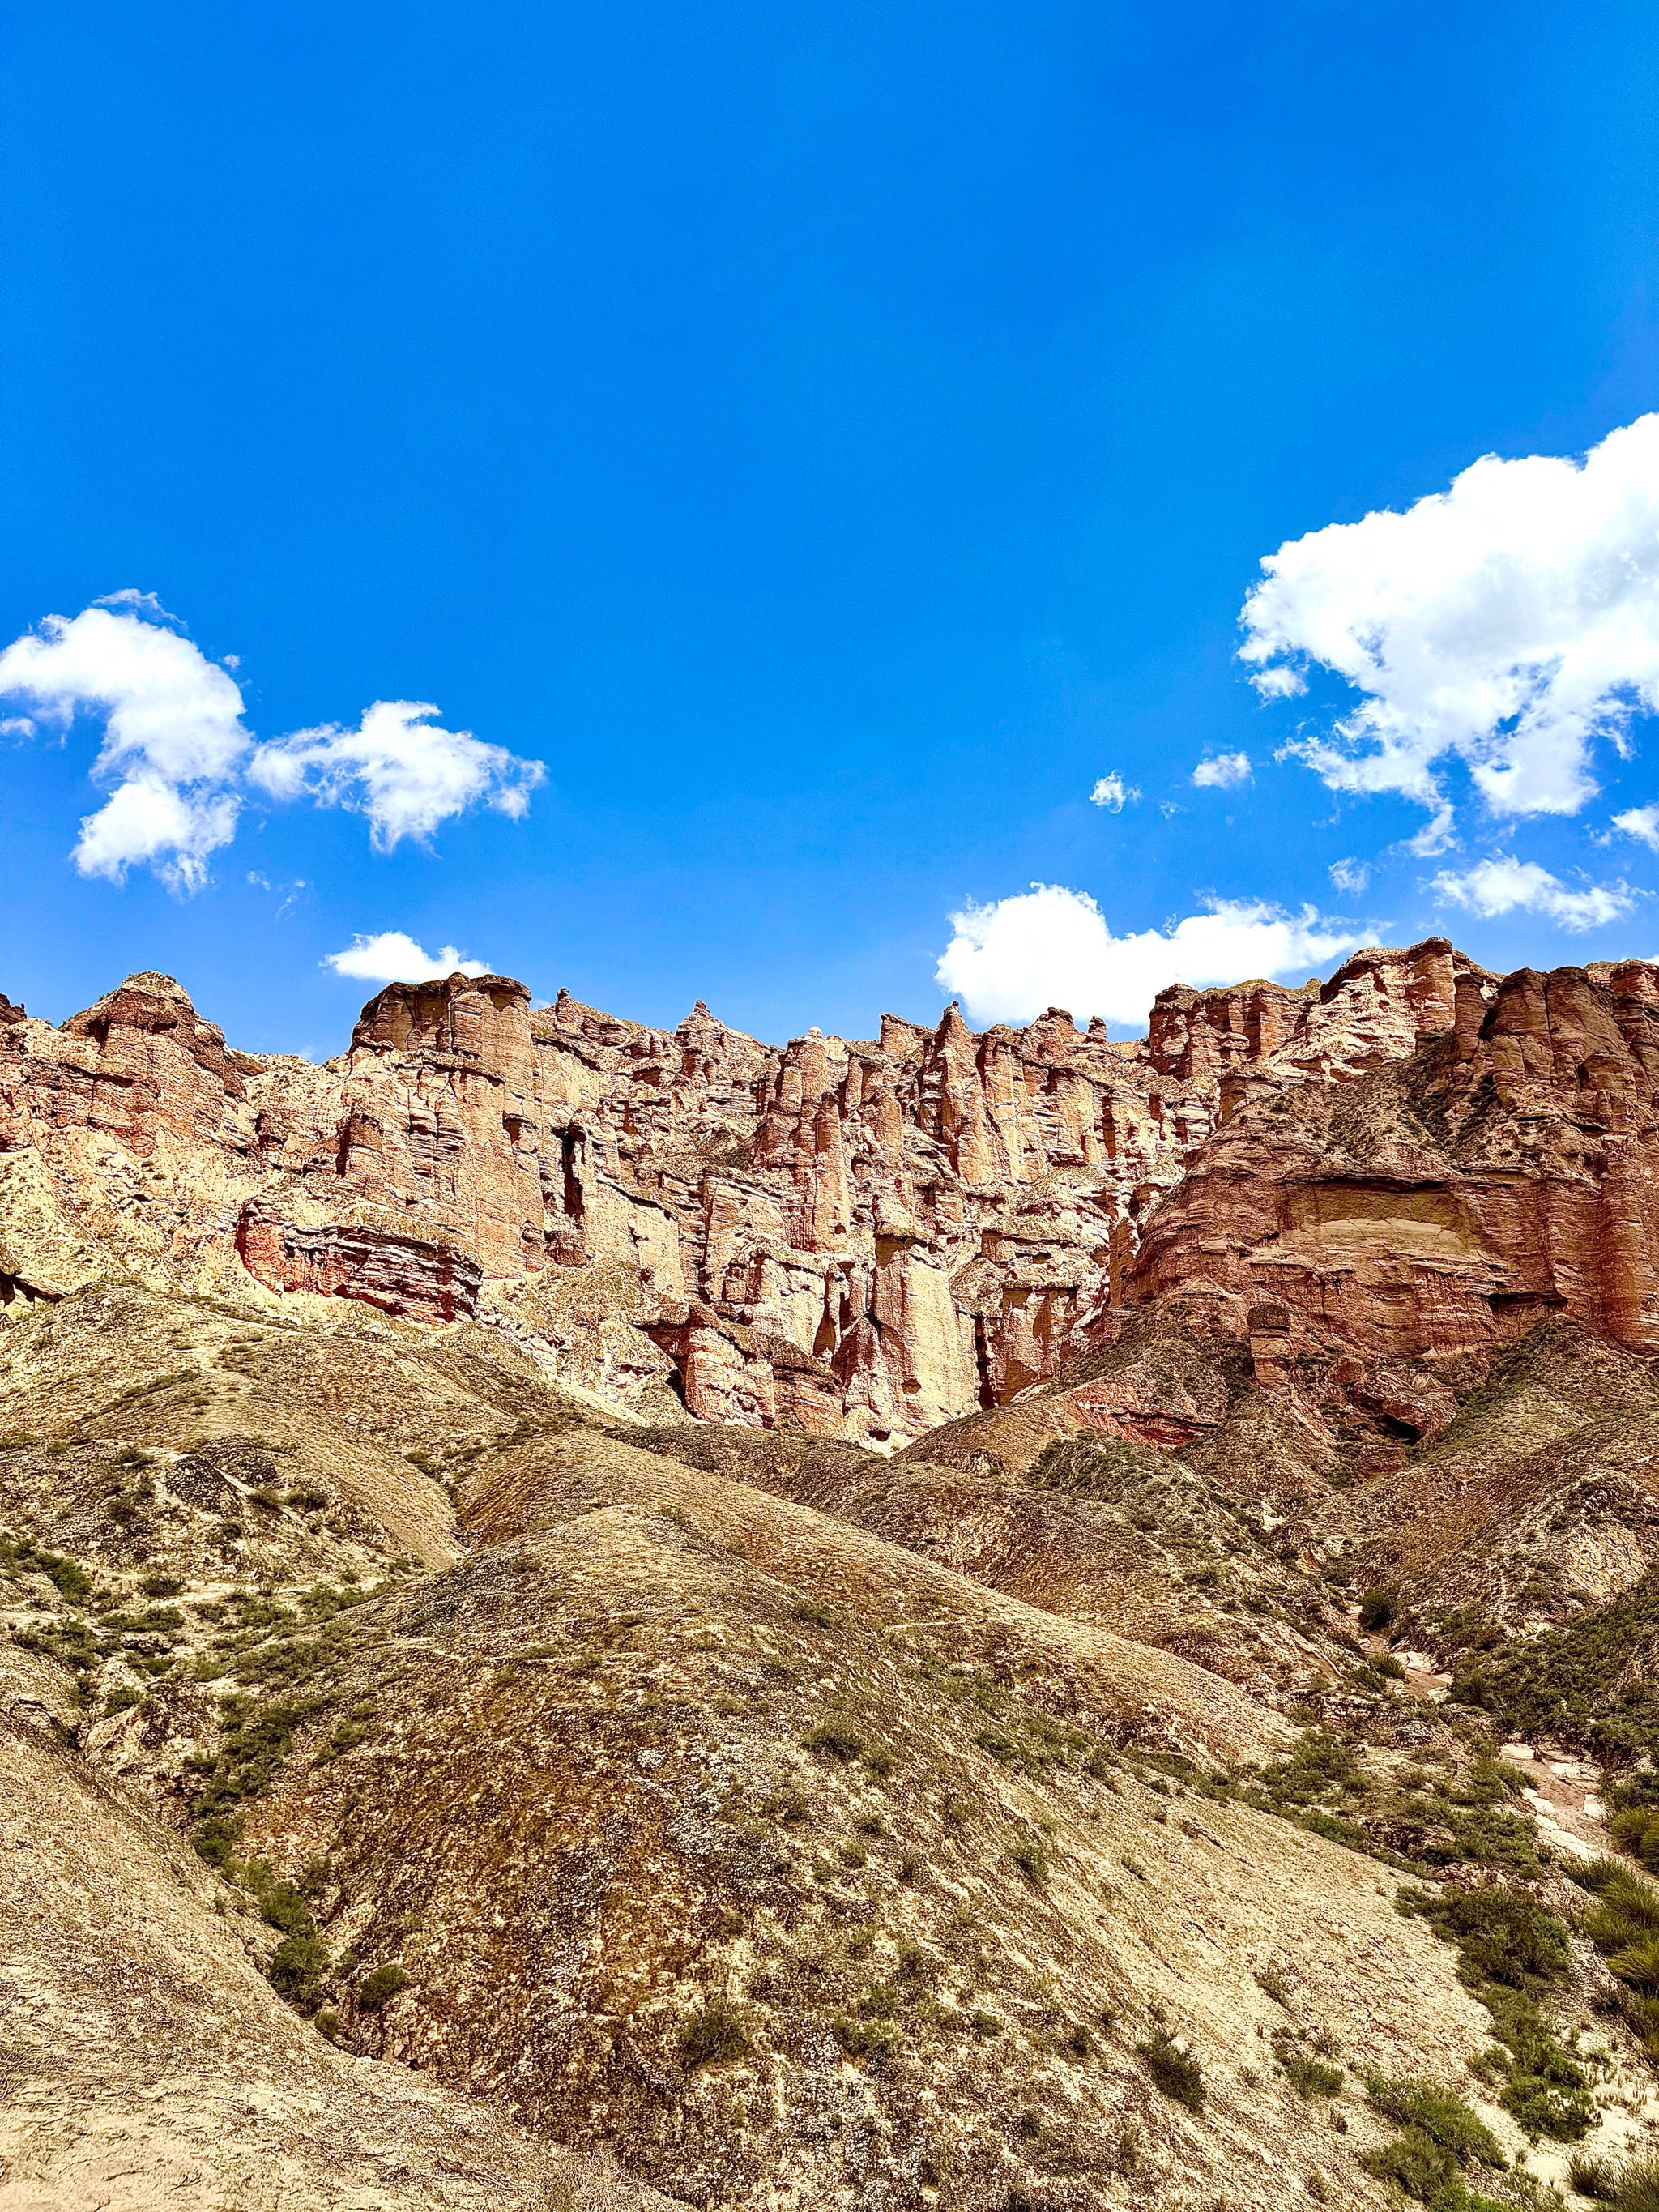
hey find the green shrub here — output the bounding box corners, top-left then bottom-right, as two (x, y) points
(1567, 2153), (1619, 2200)
(1617, 2161), (1659, 2212)
(803, 1718), (864, 1761)
(1499, 2049), (1593, 2142)
(1011, 1841), (1051, 1888)
(268, 1931), (330, 2008)
(1363, 2126), (1457, 2202)
(1397, 1883), (1568, 1992)
(1571, 1858), (1659, 2029)
(831, 2014), (898, 2060)
(1606, 1934), (1659, 1988)
(1256, 1730), (1365, 1808)
(1614, 1805), (1659, 1875)
(1573, 1856), (1659, 1926)
(1365, 2077), (1501, 2167)
(1358, 1587), (1396, 1633)
(1137, 2034), (1205, 2112)
(1280, 2052), (1343, 2098)
(677, 1998), (750, 2069)
(1450, 1570), (1659, 1761)
(244, 1866), (313, 1937)
(356, 1963), (408, 2012)
(1, 1535), (94, 1601)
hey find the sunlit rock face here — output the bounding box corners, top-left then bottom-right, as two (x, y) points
(1128, 955), (1659, 1374)
(8, 938), (1659, 1443)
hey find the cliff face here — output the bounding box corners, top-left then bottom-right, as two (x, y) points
(7, 937), (1659, 1448)
(1129, 956), (1659, 1367)
(16, 951), (1659, 2206)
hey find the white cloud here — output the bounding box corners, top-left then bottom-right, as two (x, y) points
(1089, 772), (1138, 812)
(1192, 751), (1252, 789)
(1241, 412), (1659, 838)
(96, 588), (178, 621)
(1612, 805), (1659, 852)
(0, 604), (251, 890)
(75, 776), (241, 893)
(1328, 856), (1371, 895)
(323, 932), (493, 983)
(1250, 665), (1305, 700)
(1427, 856), (1636, 931)
(0, 601), (545, 890)
(249, 700), (544, 851)
(935, 884), (1360, 1028)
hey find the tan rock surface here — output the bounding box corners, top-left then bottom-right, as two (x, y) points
(0, 937), (1526, 1448)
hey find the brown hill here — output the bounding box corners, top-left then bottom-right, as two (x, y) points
(12, 947), (1659, 2204)
(0, 1283), (1544, 2210)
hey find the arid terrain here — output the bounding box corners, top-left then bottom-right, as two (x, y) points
(10, 947), (1659, 2209)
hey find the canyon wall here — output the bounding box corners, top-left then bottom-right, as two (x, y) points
(4, 940), (1659, 1445)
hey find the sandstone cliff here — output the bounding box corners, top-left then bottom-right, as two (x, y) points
(0, 938), (1546, 1452)
(11, 941), (1659, 2204)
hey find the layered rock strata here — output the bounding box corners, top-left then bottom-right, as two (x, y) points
(7, 941), (1659, 1446)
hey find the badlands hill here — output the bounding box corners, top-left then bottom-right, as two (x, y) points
(7, 949), (1659, 2207)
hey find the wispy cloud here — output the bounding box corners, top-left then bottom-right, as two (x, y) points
(1328, 856), (1371, 895)
(1242, 412), (1659, 845)
(0, 600), (545, 892)
(1427, 855), (1636, 931)
(936, 884), (1358, 1028)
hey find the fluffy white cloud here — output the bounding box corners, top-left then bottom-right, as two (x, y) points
(1612, 805), (1659, 852)
(935, 884), (1361, 1028)
(249, 701), (544, 850)
(1328, 856), (1371, 895)
(1427, 856), (1636, 931)
(0, 600), (545, 890)
(75, 777), (241, 892)
(322, 932), (493, 982)
(0, 604), (251, 890)
(1192, 751), (1252, 789)
(1241, 412), (1659, 843)
(1089, 772), (1138, 812)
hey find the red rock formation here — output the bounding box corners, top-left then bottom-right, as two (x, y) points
(7, 937), (1659, 1448)
(0, 970), (251, 1161)
(1128, 957), (1659, 1373)
(234, 1200), (482, 1323)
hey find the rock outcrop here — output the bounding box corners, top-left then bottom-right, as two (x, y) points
(16, 949), (1659, 2208)
(12, 938), (1659, 1447)
(1129, 957), (1659, 1376)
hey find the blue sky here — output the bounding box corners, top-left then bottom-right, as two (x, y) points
(7, 2), (1659, 1052)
